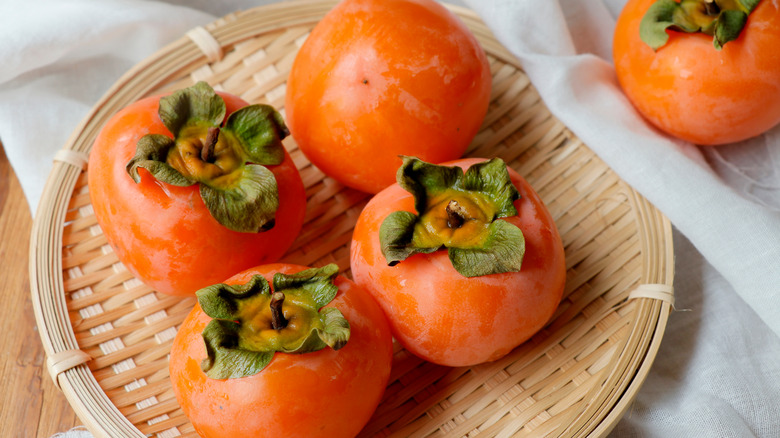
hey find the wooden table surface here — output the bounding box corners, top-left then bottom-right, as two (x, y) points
(0, 143), (82, 437)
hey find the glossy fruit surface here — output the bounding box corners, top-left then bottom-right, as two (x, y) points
(285, 0), (492, 193)
(350, 158), (566, 367)
(169, 263), (393, 438)
(613, 0), (780, 145)
(88, 88), (306, 296)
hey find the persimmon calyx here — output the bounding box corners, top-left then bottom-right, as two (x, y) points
(379, 157), (525, 278)
(125, 81), (290, 233)
(640, 0), (760, 50)
(196, 264), (350, 380)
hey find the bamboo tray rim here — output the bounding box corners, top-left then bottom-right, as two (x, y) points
(29, 2), (675, 437)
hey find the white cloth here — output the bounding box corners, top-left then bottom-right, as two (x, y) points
(49, 427), (92, 438)
(2, 1), (778, 437)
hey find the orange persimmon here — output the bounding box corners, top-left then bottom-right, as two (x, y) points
(169, 263), (393, 438)
(88, 82), (306, 296)
(613, 0), (780, 145)
(285, 0), (492, 193)
(350, 157), (566, 367)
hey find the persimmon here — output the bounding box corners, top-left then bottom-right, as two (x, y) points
(169, 263), (393, 438)
(613, 0), (780, 145)
(285, 0), (492, 193)
(88, 82), (306, 296)
(350, 157), (566, 367)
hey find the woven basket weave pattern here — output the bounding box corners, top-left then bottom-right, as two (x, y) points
(30, 2), (673, 438)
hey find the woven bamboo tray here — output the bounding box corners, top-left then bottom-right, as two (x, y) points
(30, 1), (675, 437)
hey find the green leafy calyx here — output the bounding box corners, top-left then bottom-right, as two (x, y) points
(379, 157), (525, 278)
(640, 0), (760, 50)
(125, 81), (290, 233)
(196, 264), (350, 380)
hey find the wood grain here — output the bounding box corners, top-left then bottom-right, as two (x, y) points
(0, 143), (81, 437)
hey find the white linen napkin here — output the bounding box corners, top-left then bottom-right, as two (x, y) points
(50, 427), (92, 438)
(1, 0), (778, 437)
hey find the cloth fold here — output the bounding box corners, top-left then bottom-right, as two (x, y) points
(2, 0), (778, 437)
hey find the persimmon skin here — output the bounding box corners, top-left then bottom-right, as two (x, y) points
(169, 263), (394, 438)
(88, 93), (306, 297)
(350, 158), (566, 367)
(613, 0), (780, 145)
(285, 0), (492, 194)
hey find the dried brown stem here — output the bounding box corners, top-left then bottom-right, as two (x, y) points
(704, 0), (720, 15)
(446, 200), (467, 229)
(201, 126), (220, 162)
(270, 292), (288, 330)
